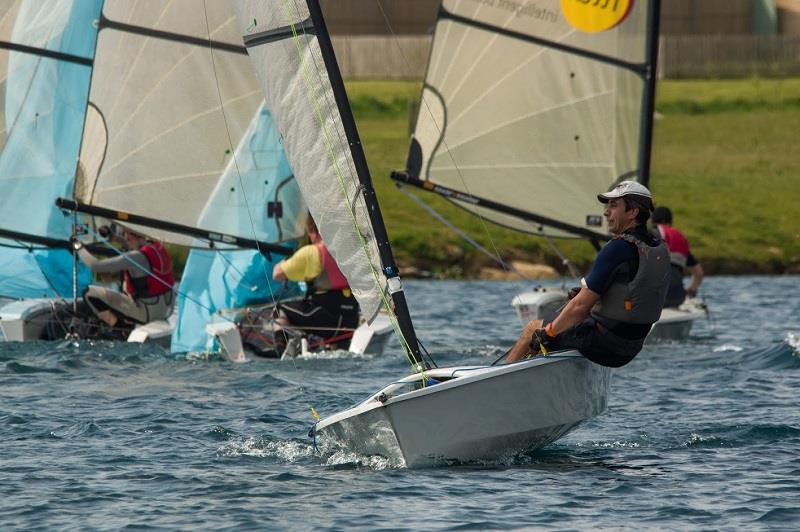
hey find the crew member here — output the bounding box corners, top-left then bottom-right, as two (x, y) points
(651, 206), (704, 307)
(270, 215), (359, 351)
(72, 225), (175, 329)
(506, 181), (670, 367)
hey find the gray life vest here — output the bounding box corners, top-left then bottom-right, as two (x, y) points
(591, 232), (670, 325)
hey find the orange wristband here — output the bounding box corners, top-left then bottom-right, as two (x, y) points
(545, 322), (557, 338)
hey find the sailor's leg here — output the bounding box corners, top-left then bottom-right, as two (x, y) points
(84, 286), (148, 325)
(505, 319), (544, 363)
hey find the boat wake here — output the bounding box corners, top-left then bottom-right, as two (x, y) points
(217, 436), (317, 463)
(682, 424), (800, 448)
(785, 332), (800, 355)
(217, 435), (398, 470)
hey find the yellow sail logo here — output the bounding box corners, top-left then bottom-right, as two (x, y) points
(561, 0), (634, 33)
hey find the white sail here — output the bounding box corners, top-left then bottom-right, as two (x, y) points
(233, 1), (387, 321)
(75, 0), (266, 246)
(408, 0), (654, 238)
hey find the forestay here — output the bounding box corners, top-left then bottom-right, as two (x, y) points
(232, 1), (390, 322)
(406, 0), (656, 239)
(75, 0), (267, 246)
(0, 0), (99, 298)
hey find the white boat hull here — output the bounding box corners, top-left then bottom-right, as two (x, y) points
(0, 298), (59, 341)
(314, 353), (611, 468)
(0, 297), (175, 345)
(512, 288), (706, 342)
(204, 311), (395, 362)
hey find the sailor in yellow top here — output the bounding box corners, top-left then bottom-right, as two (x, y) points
(252, 215), (358, 357)
(276, 244), (324, 284)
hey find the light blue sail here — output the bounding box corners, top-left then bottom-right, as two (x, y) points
(0, 0), (102, 299)
(171, 104), (305, 354)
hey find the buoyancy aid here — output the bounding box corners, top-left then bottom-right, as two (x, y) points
(123, 241), (175, 298)
(657, 224), (690, 269)
(308, 242), (349, 293)
(591, 232), (670, 325)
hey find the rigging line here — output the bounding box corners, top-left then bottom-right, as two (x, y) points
(201, 1), (281, 310)
(541, 235), (581, 281)
(376, 2), (511, 277)
(282, 0), (418, 368)
(396, 184), (529, 280)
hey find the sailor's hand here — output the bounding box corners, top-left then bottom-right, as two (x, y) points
(69, 237), (84, 252)
(567, 286), (581, 300)
(686, 287), (697, 298)
(529, 328), (550, 354)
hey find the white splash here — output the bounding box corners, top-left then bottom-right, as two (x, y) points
(217, 437), (316, 461)
(713, 344), (743, 352)
(785, 332), (800, 353)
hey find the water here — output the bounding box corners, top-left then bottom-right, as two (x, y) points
(2, 276), (799, 530)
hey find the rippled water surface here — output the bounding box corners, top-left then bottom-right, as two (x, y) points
(2, 276), (799, 530)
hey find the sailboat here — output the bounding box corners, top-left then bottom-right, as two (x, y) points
(390, 0), (705, 342)
(32, 0), (391, 355)
(0, 0), (100, 341)
(2, 1), (302, 343)
(231, 0), (666, 466)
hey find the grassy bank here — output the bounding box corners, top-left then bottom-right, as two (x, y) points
(347, 77), (800, 277)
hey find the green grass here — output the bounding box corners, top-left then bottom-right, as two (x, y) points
(346, 77), (800, 276)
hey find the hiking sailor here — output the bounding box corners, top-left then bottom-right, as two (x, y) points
(71, 225), (175, 331)
(506, 181), (670, 367)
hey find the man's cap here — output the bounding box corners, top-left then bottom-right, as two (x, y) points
(598, 180), (654, 209)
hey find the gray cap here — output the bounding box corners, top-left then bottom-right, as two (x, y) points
(598, 180), (653, 208)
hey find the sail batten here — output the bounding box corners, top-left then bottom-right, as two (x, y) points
(405, 0), (658, 239)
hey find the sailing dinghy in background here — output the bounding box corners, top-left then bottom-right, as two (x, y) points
(391, 0), (706, 342)
(0, 0), (100, 341)
(14, 0), (298, 345)
(232, 0), (667, 466)
(43, 0), (391, 356)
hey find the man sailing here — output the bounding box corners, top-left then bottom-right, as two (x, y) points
(506, 181), (670, 367)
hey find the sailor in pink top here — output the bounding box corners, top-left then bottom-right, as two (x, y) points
(652, 206), (704, 307)
(267, 215), (359, 354)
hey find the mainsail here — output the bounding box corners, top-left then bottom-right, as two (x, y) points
(73, 0), (276, 247)
(394, 0), (660, 241)
(234, 0), (422, 364)
(0, 0), (100, 298)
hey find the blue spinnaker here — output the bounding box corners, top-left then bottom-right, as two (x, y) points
(0, 0), (102, 298)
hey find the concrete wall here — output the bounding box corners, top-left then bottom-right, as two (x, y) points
(321, 0), (438, 35)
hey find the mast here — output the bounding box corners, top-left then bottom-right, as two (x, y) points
(305, 0), (424, 368)
(638, 0), (661, 188)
